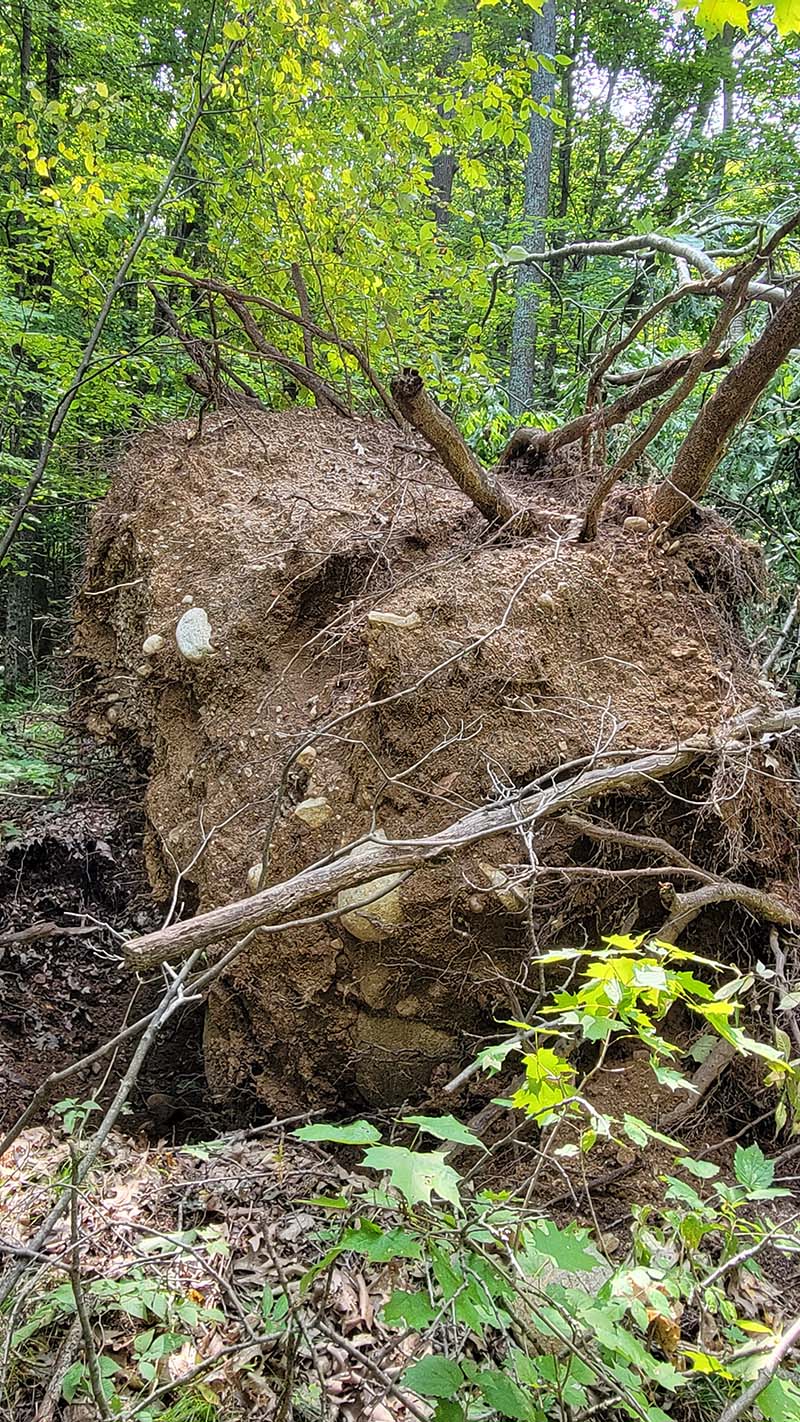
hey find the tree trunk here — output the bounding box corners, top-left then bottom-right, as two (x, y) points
(508, 0), (557, 414)
(541, 7), (584, 398)
(651, 281), (800, 526)
(430, 25), (471, 227)
(3, 528), (35, 692)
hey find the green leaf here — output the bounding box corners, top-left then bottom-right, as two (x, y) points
(433, 1403), (465, 1422)
(403, 1114), (485, 1150)
(361, 1145), (462, 1208)
(623, 1113), (650, 1147)
(691, 0), (749, 37)
(403, 1356), (464, 1399)
(62, 1361), (86, 1402)
(734, 1143), (774, 1193)
(477, 1369), (535, 1419)
(293, 1120), (382, 1145)
(774, 0), (800, 35)
(677, 1155), (719, 1179)
(476, 1038), (521, 1074)
(757, 1374), (800, 1419)
(340, 1221), (422, 1261)
(384, 1289), (436, 1328)
(528, 1219), (603, 1272)
(663, 1176), (704, 1208)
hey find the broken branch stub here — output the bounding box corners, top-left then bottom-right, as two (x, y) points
(389, 368), (541, 535)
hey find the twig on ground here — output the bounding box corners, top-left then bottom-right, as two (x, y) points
(69, 1144), (113, 1420)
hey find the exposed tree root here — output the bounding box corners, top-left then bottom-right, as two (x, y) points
(123, 703), (800, 971)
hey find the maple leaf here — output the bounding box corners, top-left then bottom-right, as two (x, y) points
(361, 1145), (462, 1207)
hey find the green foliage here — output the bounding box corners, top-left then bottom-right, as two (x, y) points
(284, 930), (800, 1421)
(0, 693), (70, 794)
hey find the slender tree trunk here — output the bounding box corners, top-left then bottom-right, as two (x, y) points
(652, 281), (800, 526)
(541, 6), (584, 397)
(660, 31), (728, 222)
(430, 24), (471, 227)
(508, 0), (557, 414)
(4, 528), (34, 692)
(711, 26), (736, 197)
(19, 0), (32, 91)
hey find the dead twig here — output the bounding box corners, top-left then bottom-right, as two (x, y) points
(69, 1144), (113, 1420)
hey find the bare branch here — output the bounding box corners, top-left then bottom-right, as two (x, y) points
(505, 232), (788, 306)
(580, 255), (759, 540)
(162, 269), (404, 426)
(652, 212), (800, 526)
(763, 589), (800, 678)
(222, 290), (354, 418)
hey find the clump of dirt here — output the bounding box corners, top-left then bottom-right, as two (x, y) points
(72, 408), (799, 1111)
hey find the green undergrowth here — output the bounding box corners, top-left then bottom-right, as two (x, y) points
(0, 688), (72, 799)
(4, 934), (800, 1420)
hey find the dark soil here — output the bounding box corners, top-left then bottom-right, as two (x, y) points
(0, 755), (211, 1136)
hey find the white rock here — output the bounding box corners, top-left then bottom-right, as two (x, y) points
(176, 607), (213, 662)
(296, 745), (318, 770)
(536, 591), (556, 610)
(479, 861), (528, 913)
(623, 516), (650, 534)
(247, 861), (263, 894)
(142, 634), (165, 656)
(367, 609), (421, 631)
(182, 594), (194, 605)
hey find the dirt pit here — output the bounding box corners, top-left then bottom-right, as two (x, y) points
(72, 408), (799, 1113)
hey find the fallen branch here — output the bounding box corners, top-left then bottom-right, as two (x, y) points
(505, 232), (789, 307)
(603, 350), (731, 388)
(390, 368), (545, 535)
(122, 704), (800, 971)
(658, 880), (797, 942)
(549, 348), (732, 460)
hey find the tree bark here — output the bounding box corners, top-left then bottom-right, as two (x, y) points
(508, 0), (557, 413)
(651, 279), (800, 527)
(390, 369), (541, 534)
